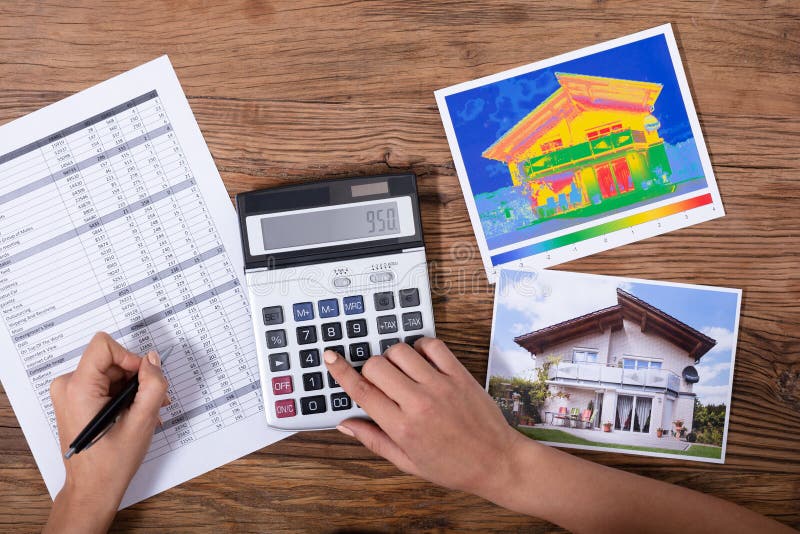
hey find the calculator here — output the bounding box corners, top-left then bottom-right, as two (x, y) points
(236, 174), (436, 431)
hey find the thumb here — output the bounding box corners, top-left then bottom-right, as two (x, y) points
(337, 419), (417, 476)
(127, 351), (168, 429)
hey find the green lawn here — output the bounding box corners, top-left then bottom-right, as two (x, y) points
(519, 428), (722, 459)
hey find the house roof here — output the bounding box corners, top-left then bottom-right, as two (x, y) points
(482, 73), (663, 163)
(513, 288), (717, 361)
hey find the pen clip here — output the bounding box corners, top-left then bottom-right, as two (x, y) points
(82, 413), (122, 452)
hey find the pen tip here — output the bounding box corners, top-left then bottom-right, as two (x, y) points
(64, 447), (75, 459)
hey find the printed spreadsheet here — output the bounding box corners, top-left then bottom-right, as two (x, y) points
(0, 57), (288, 508)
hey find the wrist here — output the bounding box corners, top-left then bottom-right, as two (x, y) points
(55, 478), (119, 528)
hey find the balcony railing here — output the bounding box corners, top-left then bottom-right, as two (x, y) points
(547, 361), (681, 393)
(522, 129), (645, 178)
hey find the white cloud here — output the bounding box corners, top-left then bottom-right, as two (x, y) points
(701, 326), (736, 354)
(692, 384), (732, 406)
(696, 361), (731, 385)
(487, 345), (539, 381)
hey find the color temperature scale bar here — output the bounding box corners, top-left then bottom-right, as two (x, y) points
(490, 193), (714, 266)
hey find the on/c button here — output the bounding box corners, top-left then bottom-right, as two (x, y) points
(333, 277), (351, 288)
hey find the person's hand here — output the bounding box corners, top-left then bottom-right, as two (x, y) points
(44, 332), (169, 533)
(324, 337), (531, 502)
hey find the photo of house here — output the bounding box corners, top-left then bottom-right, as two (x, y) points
(487, 269), (741, 463)
(481, 73), (675, 222)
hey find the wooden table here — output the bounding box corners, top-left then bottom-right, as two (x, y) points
(1, 1), (798, 531)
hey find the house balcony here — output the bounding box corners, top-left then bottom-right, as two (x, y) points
(522, 129), (647, 178)
(547, 361), (681, 393)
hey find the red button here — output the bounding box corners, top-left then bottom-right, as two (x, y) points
(272, 376), (293, 395)
(275, 399), (296, 418)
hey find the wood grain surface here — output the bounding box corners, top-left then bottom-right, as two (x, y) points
(1, 1), (799, 532)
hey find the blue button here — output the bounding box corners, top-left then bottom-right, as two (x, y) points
(343, 295), (364, 315)
(318, 298), (339, 318)
(293, 302), (314, 321)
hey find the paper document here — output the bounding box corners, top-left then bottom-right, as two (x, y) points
(0, 56), (289, 507)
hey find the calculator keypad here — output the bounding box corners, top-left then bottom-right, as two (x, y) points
(251, 253), (435, 431)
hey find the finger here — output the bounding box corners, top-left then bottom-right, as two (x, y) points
(412, 337), (468, 378)
(72, 332), (142, 388)
(323, 350), (400, 422)
(161, 394), (172, 408)
(383, 342), (439, 384)
(337, 419), (417, 475)
(49, 371), (73, 403)
(126, 351), (168, 429)
(359, 355), (419, 406)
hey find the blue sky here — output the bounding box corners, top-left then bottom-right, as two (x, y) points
(444, 33), (695, 195)
(488, 270), (739, 406)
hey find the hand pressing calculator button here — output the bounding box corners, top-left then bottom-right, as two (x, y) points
(238, 174), (436, 431)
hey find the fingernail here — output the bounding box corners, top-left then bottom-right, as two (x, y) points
(166, 394), (172, 405)
(323, 350), (338, 364)
(148, 351), (161, 367)
(336, 424), (354, 437)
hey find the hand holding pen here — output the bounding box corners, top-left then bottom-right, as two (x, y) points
(45, 333), (170, 531)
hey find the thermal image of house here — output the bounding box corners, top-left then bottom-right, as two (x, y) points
(482, 73), (674, 219)
(513, 289), (716, 439)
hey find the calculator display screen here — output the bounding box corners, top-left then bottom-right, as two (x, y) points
(245, 196), (416, 255)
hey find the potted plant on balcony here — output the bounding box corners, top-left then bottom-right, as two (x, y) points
(656, 427), (664, 438)
(602, 421), (612, 432)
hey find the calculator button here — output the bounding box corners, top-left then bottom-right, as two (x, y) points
(343, 295), (364, 315)
(268, 352), (290, 372)
(302, 372), (324, 391)
(350, 342), (371, 362)
(300, 395), (327, 415)
(299, 348), (320, 368)
(318, 298), (339, 318)
(275, 399), (296, 418)
(321, 322), (343, 341)
(327, 371), (341, 388)
(293, 302), (314, 321)
(346, 319), (368, 338)
(380, 338), (400, 353)
(374, 292), (395, 311)
(296, 325), (317, 345)
(266, 329), (287, 348)
(405, 334), (424, 346)
(331, 392), (352, 411)
(262, 306), (284, 326)
(325, 345), (345, 357)
(369, 272), (394, 283)
(402, 312), (423, 331)
(333, 277), (351, 288)
(399, 288), (420, 308)
(271, 376), (293, 395)
(376, 315), (398, 334)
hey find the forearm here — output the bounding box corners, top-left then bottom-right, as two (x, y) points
(44, 484), (118, 534)
(487, 438), (792, 534)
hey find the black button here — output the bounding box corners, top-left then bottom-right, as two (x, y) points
(266, 329), (287, 348)
(300, 395), (327, 415)
(374, 292), (395, 311)
(354, 365), (364, 374)
(325, 345), (345, 357)
(346, 318), (368, 338)
(399, 288), (420, 308)
(262, 306), (283, 325)
(405, 334), (424, 346)
(380, 338), (401, 353)
(296, 325), (317, 345)
(327, 371), (341, 388)
(376, 314), (398, 334)
(321, 322), (343, 341)
(299, 349), (320, 368)
(331, 392), (352, 411)
(302, 372), (324, 391)
(268, 352), (290, 372)
(402, 312), (423, 331)
(350, 342), (371, 362)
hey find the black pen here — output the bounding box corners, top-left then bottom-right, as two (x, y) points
(64, 345), (175, 459)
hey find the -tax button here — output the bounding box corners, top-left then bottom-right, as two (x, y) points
(333, 277), (351, 288)
(369, 272), (394, 283)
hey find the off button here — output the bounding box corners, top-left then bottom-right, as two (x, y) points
(333, 277), (351, 288)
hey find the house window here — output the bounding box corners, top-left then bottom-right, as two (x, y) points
(622, 357), (663, 370)
(586, 123), (623, 141)
(573, 349), (599, 363)
(540, 139), (563, 154)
